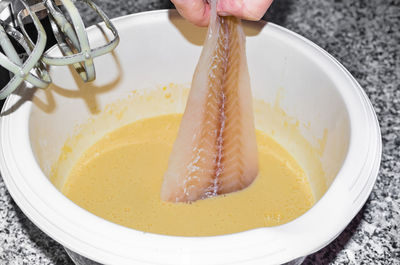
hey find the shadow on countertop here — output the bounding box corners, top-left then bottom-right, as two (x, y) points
(8, 196), (74, 265)
(303, 207), (365, 264)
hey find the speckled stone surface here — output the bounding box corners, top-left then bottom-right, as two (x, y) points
(1, 0), (399, 264)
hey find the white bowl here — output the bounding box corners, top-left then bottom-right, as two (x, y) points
(0, 10), (381, 265)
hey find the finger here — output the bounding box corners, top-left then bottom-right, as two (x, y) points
(217, 0), (274, 21)
(171, 0), (211, 27)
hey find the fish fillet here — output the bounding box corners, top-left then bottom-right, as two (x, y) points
(161, 2), (258, 202)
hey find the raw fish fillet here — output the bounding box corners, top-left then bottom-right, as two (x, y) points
(161, 1), (258, 202)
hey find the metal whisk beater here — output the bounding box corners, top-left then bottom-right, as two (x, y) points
(0, 0), (119, 100)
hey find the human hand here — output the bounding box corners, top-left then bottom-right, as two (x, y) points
(171, 0), (274, 27)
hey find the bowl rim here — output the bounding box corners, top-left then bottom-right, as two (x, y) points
(0, 9), (381, 265)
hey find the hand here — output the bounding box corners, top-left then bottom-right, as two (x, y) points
(171, 0), (274, 27)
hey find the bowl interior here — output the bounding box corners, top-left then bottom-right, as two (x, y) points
(28, 12), (350, 204)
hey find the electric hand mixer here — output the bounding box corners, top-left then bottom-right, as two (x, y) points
(0, 0), (119, 100)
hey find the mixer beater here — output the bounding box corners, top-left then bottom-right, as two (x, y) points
(0, 0), (119, 100)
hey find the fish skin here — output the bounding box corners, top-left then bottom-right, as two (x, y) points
(161, 4), (258, 202)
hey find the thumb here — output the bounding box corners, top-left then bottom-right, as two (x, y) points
(217, 0), (274, 21)
(172, 0), (211, 27)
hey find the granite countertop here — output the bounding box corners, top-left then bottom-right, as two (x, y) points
(1, 0), (399, 264)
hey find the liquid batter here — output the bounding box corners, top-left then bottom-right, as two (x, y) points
(62, 114), (315, 236)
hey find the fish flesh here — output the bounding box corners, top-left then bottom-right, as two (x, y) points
(161, 1), (258, 202)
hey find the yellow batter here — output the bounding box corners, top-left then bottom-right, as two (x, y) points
(62, 114), (315, 236)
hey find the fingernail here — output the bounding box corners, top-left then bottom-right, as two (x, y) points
(218, 11), (231, 16)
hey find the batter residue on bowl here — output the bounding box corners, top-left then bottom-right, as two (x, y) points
(61, 114), (315, 236)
